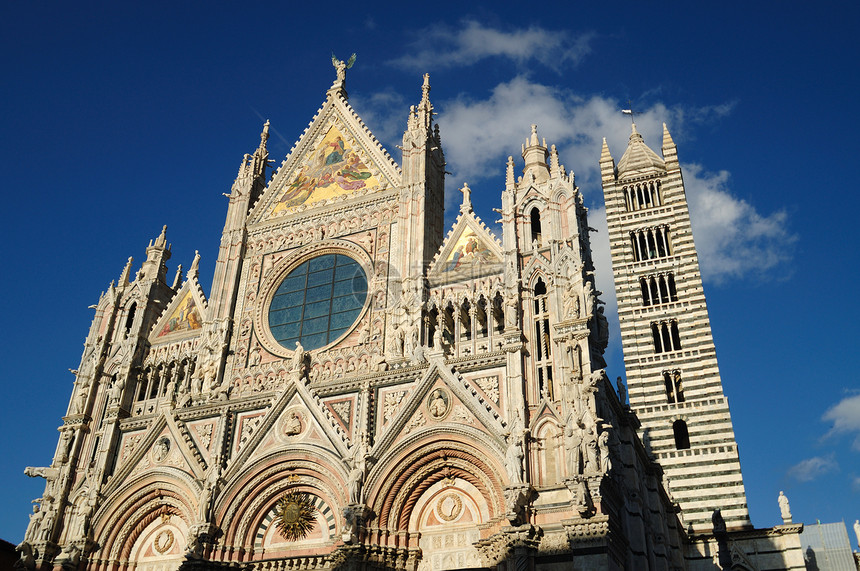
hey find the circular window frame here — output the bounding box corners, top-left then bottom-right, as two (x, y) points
(254, 240), (373, 358)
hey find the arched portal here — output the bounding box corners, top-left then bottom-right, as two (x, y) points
(127, 514), (188, 571)
(410, 479), (488, 571)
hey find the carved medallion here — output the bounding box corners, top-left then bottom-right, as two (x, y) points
(152, 437), (171, 463)
(436, 493), (462, 522)
(153, 529), (174, 554)
(427, 388), (451, 420)
(282, 411), (304, 437)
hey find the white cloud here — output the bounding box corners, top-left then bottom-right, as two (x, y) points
(391, 21), (594, 72)
(787, 454), (839, 482)
(430, 76), (795, 285)
(684, 164), (797, 284)
(822, 393), (860, 451)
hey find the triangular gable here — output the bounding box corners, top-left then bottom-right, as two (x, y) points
(223, 378), (352, 482)
(250, 93), (401, 224)
(149, 278), (208, 343)
(373, 358), (505, 456)
(104, 413), (205, 497)
(429, 210), (504, 284)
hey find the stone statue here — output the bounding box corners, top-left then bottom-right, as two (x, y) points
(198, 464), (221, 521)
(332, 53), (357, 82)
(583, 281), (596, 317)
(24, 505), (43, 543)
(504, 432), (524, 484)
(598, 428), (611, 474)
(347, 463), (364, 504)
(72, 385), (89, 415)
(109, 376), (125, 404)
(583, 427), (599, 472)
(504, 294), (518, 328)
(854, 519), (859, 549)
(563, 422), (583, 476)
(563, 283), (580, 319)
(403, 322), (417, 358)
(57, 431), (73, 463)
(778, 491), (791, 522)
(291, 342), (305, 375)
(616, 377), (627, 405)
(38, 504), (56, 541)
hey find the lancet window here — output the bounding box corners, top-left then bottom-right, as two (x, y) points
(530, 207), (542, 247)
(124, 302), (137, 337)
(639, 273), (678, 306)
(532, 278), (553, 399)
(673, 419), (691, 450)
(630, 226), (671, 262)
(623, 180), (662, 211)
(651, 320), (681, 353)
(663, 370), (685, 403)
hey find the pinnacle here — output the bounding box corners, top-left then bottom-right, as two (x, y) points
(662, 122), (676, 150)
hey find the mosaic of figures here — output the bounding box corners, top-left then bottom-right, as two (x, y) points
(441, 229), (499, 275)
(269, 127), (381, 216)
(157, 290), (202, 337)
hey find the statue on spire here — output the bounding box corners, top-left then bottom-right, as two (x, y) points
(331, 52), (356, 82)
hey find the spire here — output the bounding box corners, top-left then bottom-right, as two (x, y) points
(600, 137), (616, 183)
(459, 183), (473, 214)
(521, 124), (549, 184)
(549, 144), (564, 179)
(189, 250), (201, 280)
(408, 73), (434, 132)
(140, 226), (171, 282)
(662, 122), (678, 165)
(118, 257), (133, 288)
(171, 264), (183, 289)
(616, 124), (665, 178)
(505, 156), (516, 189)
(251, 120), (270, 178)
(154, 225), (167, 249)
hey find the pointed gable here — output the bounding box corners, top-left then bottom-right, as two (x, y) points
(251, 90), (401, 223)
(429, 207), (504, 285)
(149, 277), (208, 343)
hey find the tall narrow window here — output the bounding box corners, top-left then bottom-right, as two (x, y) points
(652, 320), (681, 353)
(125, 302), (137, 336)
(530, 208), (542, 246)
(673, 420), (691, 449)
(631, 227), (672, 261)
(533, 278), (553, 399)
(663, 370), (685, 403)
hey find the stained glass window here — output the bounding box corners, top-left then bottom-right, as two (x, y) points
(268, 254), (368, 351)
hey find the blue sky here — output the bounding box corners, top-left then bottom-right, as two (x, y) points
(1, 2), (858, 543)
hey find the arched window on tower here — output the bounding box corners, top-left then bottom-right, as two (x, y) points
(652, 320), (681, 353)
(530, 207), (542, 247)
(663, 370), (685, 403)
(533, 278), (553, 399)
(673, 419), (691, 450)
(630, 227), (672, 262)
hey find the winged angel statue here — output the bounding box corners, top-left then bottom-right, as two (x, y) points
(332, 52), (357, 82)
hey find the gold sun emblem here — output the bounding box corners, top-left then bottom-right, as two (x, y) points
(274, 491), (317, 541)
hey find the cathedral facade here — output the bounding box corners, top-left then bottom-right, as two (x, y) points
(19, 67), (807, 570)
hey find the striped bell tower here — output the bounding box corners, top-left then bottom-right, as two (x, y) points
(600, 123), (751, 532)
